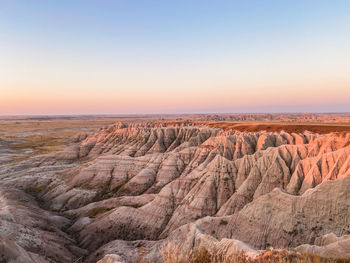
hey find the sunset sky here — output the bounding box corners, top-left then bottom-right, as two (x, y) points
(1, 0), (350, 115)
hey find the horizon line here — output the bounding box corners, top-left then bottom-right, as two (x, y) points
(1, 112), (350, 118)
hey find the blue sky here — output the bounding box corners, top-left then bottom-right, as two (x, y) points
(1, 0), (350, 114)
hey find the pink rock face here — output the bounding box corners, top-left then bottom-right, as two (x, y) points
(0, 121), (350, 262)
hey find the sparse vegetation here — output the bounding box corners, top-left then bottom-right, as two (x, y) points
(160, 243), (350, 263)
(0, 118), (122, 164)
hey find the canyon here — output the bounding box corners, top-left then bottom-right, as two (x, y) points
(0, 116), (350, 262)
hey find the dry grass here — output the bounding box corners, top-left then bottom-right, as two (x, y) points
(0, 118), (122, 164)
(160, 244), (350, 263)
(0, 118), (123, 134)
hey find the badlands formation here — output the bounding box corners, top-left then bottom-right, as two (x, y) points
(0, 120), (350, 262)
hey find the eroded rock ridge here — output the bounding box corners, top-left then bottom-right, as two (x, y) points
(0, 122), (349, 262)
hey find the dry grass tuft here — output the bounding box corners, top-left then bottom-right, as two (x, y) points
(160, 243), (350, 263)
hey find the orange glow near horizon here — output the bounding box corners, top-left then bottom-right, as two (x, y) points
(2, 79), (350, 115)
(1, 1), (350, 115)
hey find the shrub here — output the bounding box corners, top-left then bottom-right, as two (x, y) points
(159, 243), (350, 263)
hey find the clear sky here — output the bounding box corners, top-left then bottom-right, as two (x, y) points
(1, 0), (350, 115)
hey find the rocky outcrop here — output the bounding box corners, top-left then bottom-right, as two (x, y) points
(194, 177), (350, 249)
(0, 187), (85, 262)
(296, 233), (350, 258)
(0, 122), (349, 262)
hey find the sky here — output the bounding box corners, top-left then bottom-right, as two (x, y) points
(1, 0), (350, 115)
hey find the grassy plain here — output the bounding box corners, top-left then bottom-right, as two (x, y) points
(0, 117), (122, 163)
